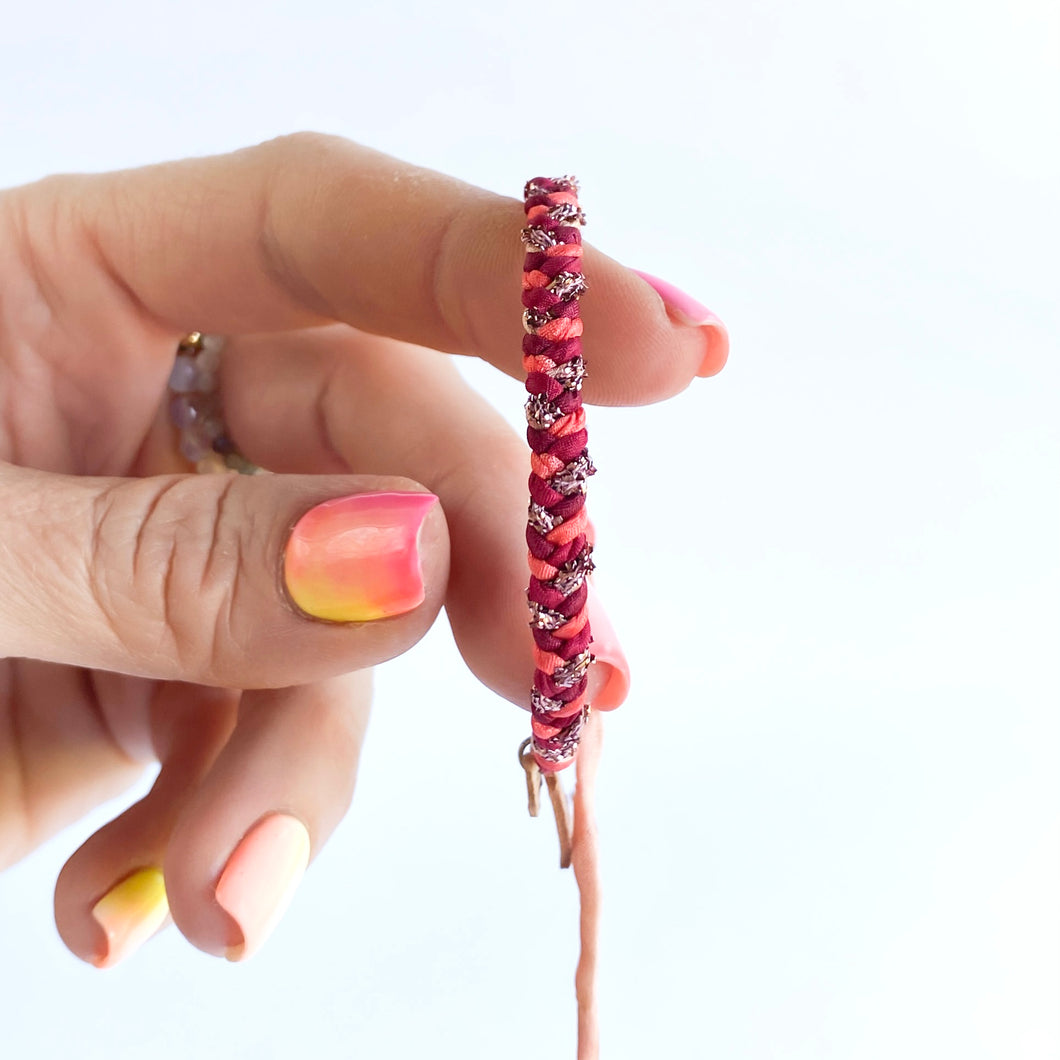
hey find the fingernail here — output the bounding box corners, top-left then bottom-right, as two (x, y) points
(631, 269), (729, 377)
(586, 590), (631, 711)
(215, 813), (311, 962)
(90, 866), (169, 969)
(284, 490), (437, 623)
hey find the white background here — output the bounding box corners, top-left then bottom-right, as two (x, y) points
(0, 1), (1057, 1057)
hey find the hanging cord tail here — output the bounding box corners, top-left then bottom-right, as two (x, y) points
(572, 708), (603, 1060)
(519, 737), (574, 867)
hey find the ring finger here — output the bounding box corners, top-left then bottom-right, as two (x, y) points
(55, 671), (369, 965)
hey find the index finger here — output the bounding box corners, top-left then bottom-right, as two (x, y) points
(44, 133), (727, 405)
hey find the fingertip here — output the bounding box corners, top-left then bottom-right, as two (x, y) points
(282, 489), (440, 624)
(629, 268), (729, 379)
(164, 677), (367, 962)
(87, 866), (171, 969)
(591, 660), (631, 712)
(214, 813), (311, 964)
(586, 590), (630, 712)
(695, 317), (730, 378)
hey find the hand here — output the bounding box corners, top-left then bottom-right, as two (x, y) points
(0, 133), (727, 966)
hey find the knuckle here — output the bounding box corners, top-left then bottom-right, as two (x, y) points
(85, 481), (124, 622)
(89, 476), (248, 680)
(426, 200), (467, 349)
(277, 128), (342, 152)
(254, 132), (350, 320)
(258, 130), (348, 174)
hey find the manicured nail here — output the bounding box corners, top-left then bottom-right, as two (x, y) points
(586, 589), (631, 711)
(90, 866), (169, 969)
(215, 813), (311, 962)
(631, 269), (729, 377)
(284, 491), (437, 623)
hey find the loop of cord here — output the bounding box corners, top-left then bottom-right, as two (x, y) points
(522, 175), (597, 775)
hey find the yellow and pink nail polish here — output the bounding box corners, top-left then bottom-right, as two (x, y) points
(90, 866), (170, 969)
(283, 491), (437, 623)
(215, 813), (311, 962)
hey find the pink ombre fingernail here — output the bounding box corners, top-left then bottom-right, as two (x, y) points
(215, 814), (311, 962)
(632, 269), (729, 377)
(586, 589), (631, 711)
(283, 491), (437, 623)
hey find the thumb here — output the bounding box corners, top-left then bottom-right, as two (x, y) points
(0, 462), (447, 686)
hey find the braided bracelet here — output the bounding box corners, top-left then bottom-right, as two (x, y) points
(168, 332), (259, 476)
(521, 175), (597, 779)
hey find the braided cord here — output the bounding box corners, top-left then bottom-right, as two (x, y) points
(522, 176), (596, 773)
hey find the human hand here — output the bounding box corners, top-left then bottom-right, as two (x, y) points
(0, 133), (727, 967)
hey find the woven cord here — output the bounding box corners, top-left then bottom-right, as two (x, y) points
(522, 175), (596, 773)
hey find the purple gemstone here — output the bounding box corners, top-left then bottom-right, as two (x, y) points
(168, 354), (199, 393)
(168, 394), (197, 429)
(187, 391), (220, 418)
(178, 409), (225, 462)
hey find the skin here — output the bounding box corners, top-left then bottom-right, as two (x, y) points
(0, 133), (724, 963)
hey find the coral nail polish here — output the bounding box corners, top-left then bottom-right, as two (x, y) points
(91, 866), (169, 969)
(215, 814), (311, 962)
(631, 269), (729, 377)
(284, 491), (437, 623)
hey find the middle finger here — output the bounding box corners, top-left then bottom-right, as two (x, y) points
(219, 325), (630, 711)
